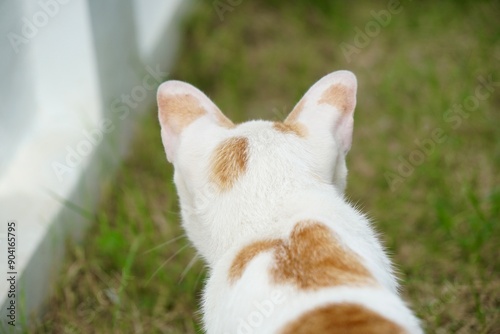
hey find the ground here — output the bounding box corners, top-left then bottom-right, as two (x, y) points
(34, 1), (499, 333)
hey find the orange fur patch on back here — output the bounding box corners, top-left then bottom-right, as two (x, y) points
(280, 303), (406, 334)
(285, 98), (306, 123)
(210, 136), (249, 191)
(228, 221), (375, 289)
(273, 122), (306, 137)
(229, 239), (282, 283)
(158, 94), (206, 134)
(272, 221), (375, 289)
(318, 83), (355, 114)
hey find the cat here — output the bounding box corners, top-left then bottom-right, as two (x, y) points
(157, 70), (423, 333)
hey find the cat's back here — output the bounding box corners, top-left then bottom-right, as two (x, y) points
(203, 194), (422, 334)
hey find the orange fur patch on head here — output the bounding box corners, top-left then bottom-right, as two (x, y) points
(158, 94), (206, 134)
(272, 221), (375, 289)
(210, 136), (249, 191)
(285, 98), (306, 123)
(228, 239), (282, 283)
(273, 122), (306, 137)
(318, 83), (355, 114)
(280, 303), (406, 334)
(228, 221), (375, 289)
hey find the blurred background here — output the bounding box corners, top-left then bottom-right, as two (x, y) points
(1, 0), (499, 333)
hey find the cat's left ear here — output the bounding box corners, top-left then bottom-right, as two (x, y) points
(157, 81), (234, 163)
(285, 70), (357, 154)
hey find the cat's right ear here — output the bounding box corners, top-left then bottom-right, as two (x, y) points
(285, 71), (357, 154)
(157, 81), (234, 163)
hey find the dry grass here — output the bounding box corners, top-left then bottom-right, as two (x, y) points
(33, 1), (499, 333)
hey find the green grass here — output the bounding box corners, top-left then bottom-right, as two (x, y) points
(34, 0), (499, 333)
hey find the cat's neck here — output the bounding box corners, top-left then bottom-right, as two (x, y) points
(199, 182), (359, 268)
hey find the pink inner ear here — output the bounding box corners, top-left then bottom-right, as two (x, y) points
(336, 116), (354, 154)
(160, 126), (177, 163)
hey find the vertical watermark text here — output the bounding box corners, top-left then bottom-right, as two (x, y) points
(5, 221), (17, 327)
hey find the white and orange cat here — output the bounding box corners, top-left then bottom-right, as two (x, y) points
(157, 71), (423, 333)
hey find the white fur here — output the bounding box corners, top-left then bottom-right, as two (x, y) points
(158, 71), (423, 333)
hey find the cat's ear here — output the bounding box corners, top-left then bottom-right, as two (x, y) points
(157, 81), (234, 163)
(285, 70), (357, 154)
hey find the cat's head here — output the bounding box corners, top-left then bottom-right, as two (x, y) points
(157, 71), (357, 264)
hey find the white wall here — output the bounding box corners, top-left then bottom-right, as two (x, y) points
(0, 0), (191, 330)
